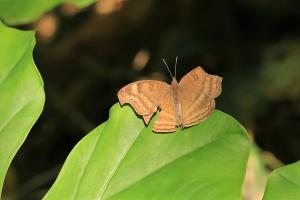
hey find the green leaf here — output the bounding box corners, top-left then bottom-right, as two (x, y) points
(263, 161), (300, 200)
(44, 104), (250, 200)
(0, 21), (45, 196)
(0, 0), (97, 25)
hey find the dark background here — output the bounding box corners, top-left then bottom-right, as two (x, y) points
(3, 0), (300, 199)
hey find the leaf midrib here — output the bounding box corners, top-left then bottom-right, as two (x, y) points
(70, 126), (103, 200)
(97, 110), (144, 200)
(71, 108), (142, 200)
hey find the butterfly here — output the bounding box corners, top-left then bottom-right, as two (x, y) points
(118, 59), (222, 133)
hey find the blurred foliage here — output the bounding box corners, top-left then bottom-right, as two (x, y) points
(261, 39), (300, 100)
(242, 136), (270, 200)
(1, 0), (300, 199)
(0, 0), (97, 25)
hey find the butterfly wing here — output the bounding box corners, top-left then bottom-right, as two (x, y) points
(118, 80), (177, 132)
(178, 67), (222, 127)
(152, 88), (177, 133)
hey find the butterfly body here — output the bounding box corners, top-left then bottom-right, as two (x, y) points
(118, 66), (222, 133)
(170, 78), (183, 128)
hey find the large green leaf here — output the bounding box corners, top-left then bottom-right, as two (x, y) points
(263, 161), (300, 200)
(0, 21), (45, 196)
(0, 0), (97, 25)
(44, 103), (250, 200)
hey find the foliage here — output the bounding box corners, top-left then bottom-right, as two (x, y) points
(0, 0), (300, 198)
(263, 161), (300, 199)
(0, 0), (97, 25)
(0, 21), (45, 195)
(44, 104), (250, 200)
(261, 39), (300, 100)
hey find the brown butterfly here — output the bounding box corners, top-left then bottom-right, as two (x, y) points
(118, 59), (222, 133)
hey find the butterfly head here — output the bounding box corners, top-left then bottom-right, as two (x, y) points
(171, 77), (179, 86)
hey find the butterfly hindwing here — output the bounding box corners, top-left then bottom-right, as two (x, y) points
(179, 89), (216, 127)
(152, 88), (177, 133)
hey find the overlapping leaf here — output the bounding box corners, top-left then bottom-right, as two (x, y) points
(0, 21), (45, 196)
(263, 161), (300, 200)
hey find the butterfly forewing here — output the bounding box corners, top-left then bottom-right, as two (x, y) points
(118, 80), (169, 116)
(118, 80), (177, 130)
(179, 67), (222, 98)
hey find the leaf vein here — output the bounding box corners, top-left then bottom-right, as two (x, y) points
(276, 171), (300, 188)
(0, 35), (33, 86)
(106, 132), (242, 199)
(0, 101), (31, 136)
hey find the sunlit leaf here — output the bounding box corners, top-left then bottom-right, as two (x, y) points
(44, 104), (250, 200)
(0, 21), (45, 196)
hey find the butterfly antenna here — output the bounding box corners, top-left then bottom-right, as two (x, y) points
(162, 58), (174, 78)
(174, 56), (178, 79)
